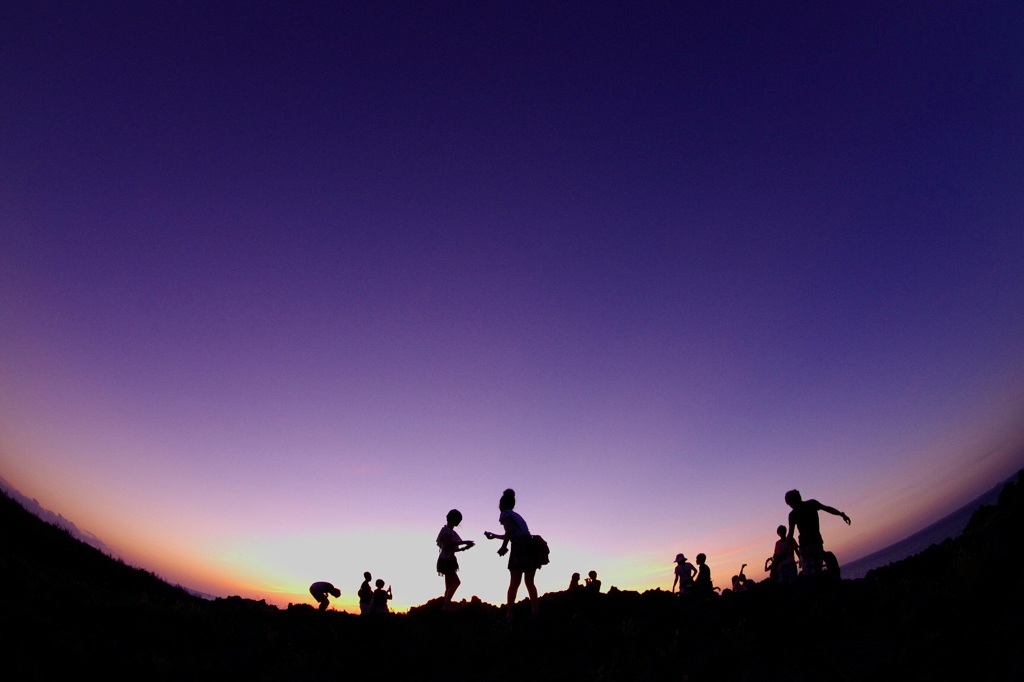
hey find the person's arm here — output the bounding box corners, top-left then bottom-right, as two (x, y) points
(672, 573), (679, 592)
(483, 530), (510, 555)
(820, 503), (851, 525)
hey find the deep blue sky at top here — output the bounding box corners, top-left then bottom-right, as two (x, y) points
(6, 2), (1021, 390)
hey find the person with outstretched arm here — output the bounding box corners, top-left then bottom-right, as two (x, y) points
(785, 489), (850, 575)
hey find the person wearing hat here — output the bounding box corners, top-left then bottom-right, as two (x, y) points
(672, 553), (697, 593)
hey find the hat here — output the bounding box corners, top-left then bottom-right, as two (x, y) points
(675, 553), (687, 562)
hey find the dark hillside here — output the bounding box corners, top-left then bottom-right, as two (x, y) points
(3, 472), (1023, 680)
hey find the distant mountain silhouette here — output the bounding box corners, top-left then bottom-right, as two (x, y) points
(842, 475), (1008, 579)
(3, 472), (1022, 679)
(0, 474), (113, 554)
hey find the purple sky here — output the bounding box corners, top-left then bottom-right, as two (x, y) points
(2, 2), (1023, 610)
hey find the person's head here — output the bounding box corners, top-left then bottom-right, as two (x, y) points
(364, 571), (371, 580)
(777, 525), (787, 538)
(675, 553), (687, 564)
(446, 509), (463, 527)
(696, 553), (706, 565)
(785, 490), (802, 508)
(571, 572), (580, 583)
(499, 488), (516, 511)
(330, 587), (341, 598)
(588, 570), (598, 580)
(375, 578), (385, 588)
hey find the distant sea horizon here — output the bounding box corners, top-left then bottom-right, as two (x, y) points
(841, 477), (1008, 580)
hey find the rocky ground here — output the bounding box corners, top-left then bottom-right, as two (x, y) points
(3, 471), (1022, 680)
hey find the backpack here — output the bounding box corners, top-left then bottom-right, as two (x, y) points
(532, 535), (550, 567)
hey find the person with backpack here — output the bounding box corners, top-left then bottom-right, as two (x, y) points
(357, 571), (373, 614)
(484, 488), (541, 619)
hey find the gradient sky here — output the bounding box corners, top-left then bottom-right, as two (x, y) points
(2, 2), (1023, 611)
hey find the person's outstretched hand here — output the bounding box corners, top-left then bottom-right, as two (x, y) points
(841, 512), (851, 525)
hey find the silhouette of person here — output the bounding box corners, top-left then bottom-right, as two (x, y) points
(585, 570), (601, 592)
(822, 550), (842, 580)
(371, 578), (392, 614)
(731, 564), (751, 592)
(785, 489), (850, 575)
(769, 524), (800, 584)
(437, 508), (475, 609)
(740, 566), (757, 591)
(357, 571), (373, 614)
(673, 553), (697, 594)
(693, 553), (713, 596)
(309, 581), (341, 611)
(568, 572), (582, 590)
(484, 488), (540, 619)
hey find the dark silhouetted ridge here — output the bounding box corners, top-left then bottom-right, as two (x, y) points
(3, 473), (1023, 680)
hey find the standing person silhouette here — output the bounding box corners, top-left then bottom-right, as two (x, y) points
(673, 553), (697, 594)
(694, 553), (714, 596)
(785, 489), (850, 575)
(371, 579), (392, 614)
(357, 572), (373, 615)
(308, 581), (341, 611)
(484, 488), (540, 619)
(769, 525), (800, 584)
(437, 508), (475, 609)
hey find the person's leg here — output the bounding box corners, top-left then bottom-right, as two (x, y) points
(524, 568), (539, 614)
(801, 545), (823, 575)
(507, 569), (523, 618)
(444, 572), (460, 605)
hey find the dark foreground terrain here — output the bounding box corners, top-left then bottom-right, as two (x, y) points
(3, 473), (1022, 681)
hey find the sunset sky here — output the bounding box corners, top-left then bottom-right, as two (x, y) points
(2, 2), (1023, 611)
